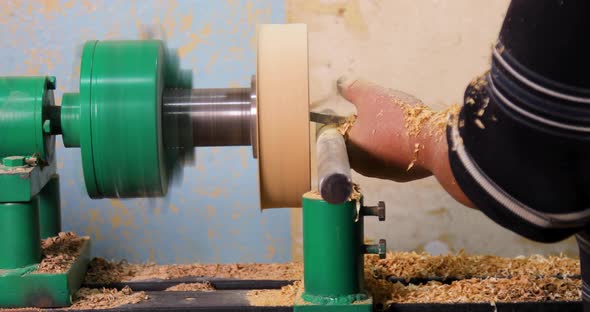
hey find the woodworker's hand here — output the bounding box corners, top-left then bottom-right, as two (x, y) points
(337, 76), (474, 207)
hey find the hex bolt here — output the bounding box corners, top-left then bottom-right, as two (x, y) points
(363, 239), (387, 259)
(46, 76), (56, 90)
(2, 156), (26, 167)
(361, 201), (386, 221)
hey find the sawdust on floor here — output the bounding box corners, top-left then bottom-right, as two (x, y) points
(247, 281), (301, 306)
(68, 286), (148, 310)
(165, 282), (215, 292)
(35, 232), (88, 274)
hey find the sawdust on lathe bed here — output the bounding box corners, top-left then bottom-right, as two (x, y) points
(86, 251), (578, 285)
(35, 232), (87, 274)
(365, 251), (580, 305)
(365, 251), (580, 281)
(81, 251), (579, 307)
(85, 258), (303, 284)
(68, 286), (148, 310)
(385, 276), (580, 304)
(165, 282), (215, 291)
(247, 281), (301, 306)
(366, 252), (581, 306)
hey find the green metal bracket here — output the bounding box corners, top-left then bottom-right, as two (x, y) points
(38, 174), (62, 238)
(0, 200), (41, 269)
(0, 238), (91, 308)
(295, 193), (387, 312)
(0, 162), (56, 203)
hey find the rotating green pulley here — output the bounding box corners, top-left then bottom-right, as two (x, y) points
(62, 40), (192, 198)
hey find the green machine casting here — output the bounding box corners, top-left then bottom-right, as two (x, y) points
(295, 194), (386, 312)
(0, 76), (90, 307)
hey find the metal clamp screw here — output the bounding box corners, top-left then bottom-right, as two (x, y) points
(361, 201), (386, 221)
(363, 239), (387, 259)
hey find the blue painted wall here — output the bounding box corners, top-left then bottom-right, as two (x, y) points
(0, 0), (292, 264)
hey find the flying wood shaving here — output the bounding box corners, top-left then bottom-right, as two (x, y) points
(68, 286), (148, 310)
(477, 97), (490, 117)
(469, 72), (489, 91)
(475, 118), (486, 129)
(350, 183), (362, 201)
(407, 143), (420, 171)
(337, 115), (357, 136)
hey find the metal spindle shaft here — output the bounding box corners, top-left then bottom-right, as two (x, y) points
(163, 88), (253, 147)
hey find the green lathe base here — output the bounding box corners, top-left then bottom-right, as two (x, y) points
(0, 238), (90, 308)
(293, 286), (373, 312)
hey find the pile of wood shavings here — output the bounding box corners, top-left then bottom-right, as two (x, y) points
(165, 282), (215, 291)
(247, 281), (301, 306)
(365, 251), (580, 280)
(386, 276), (580, 304)
(69, 286), (148, 310)
(35, 232), (87, 273)
(85, 258), (302, 284)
